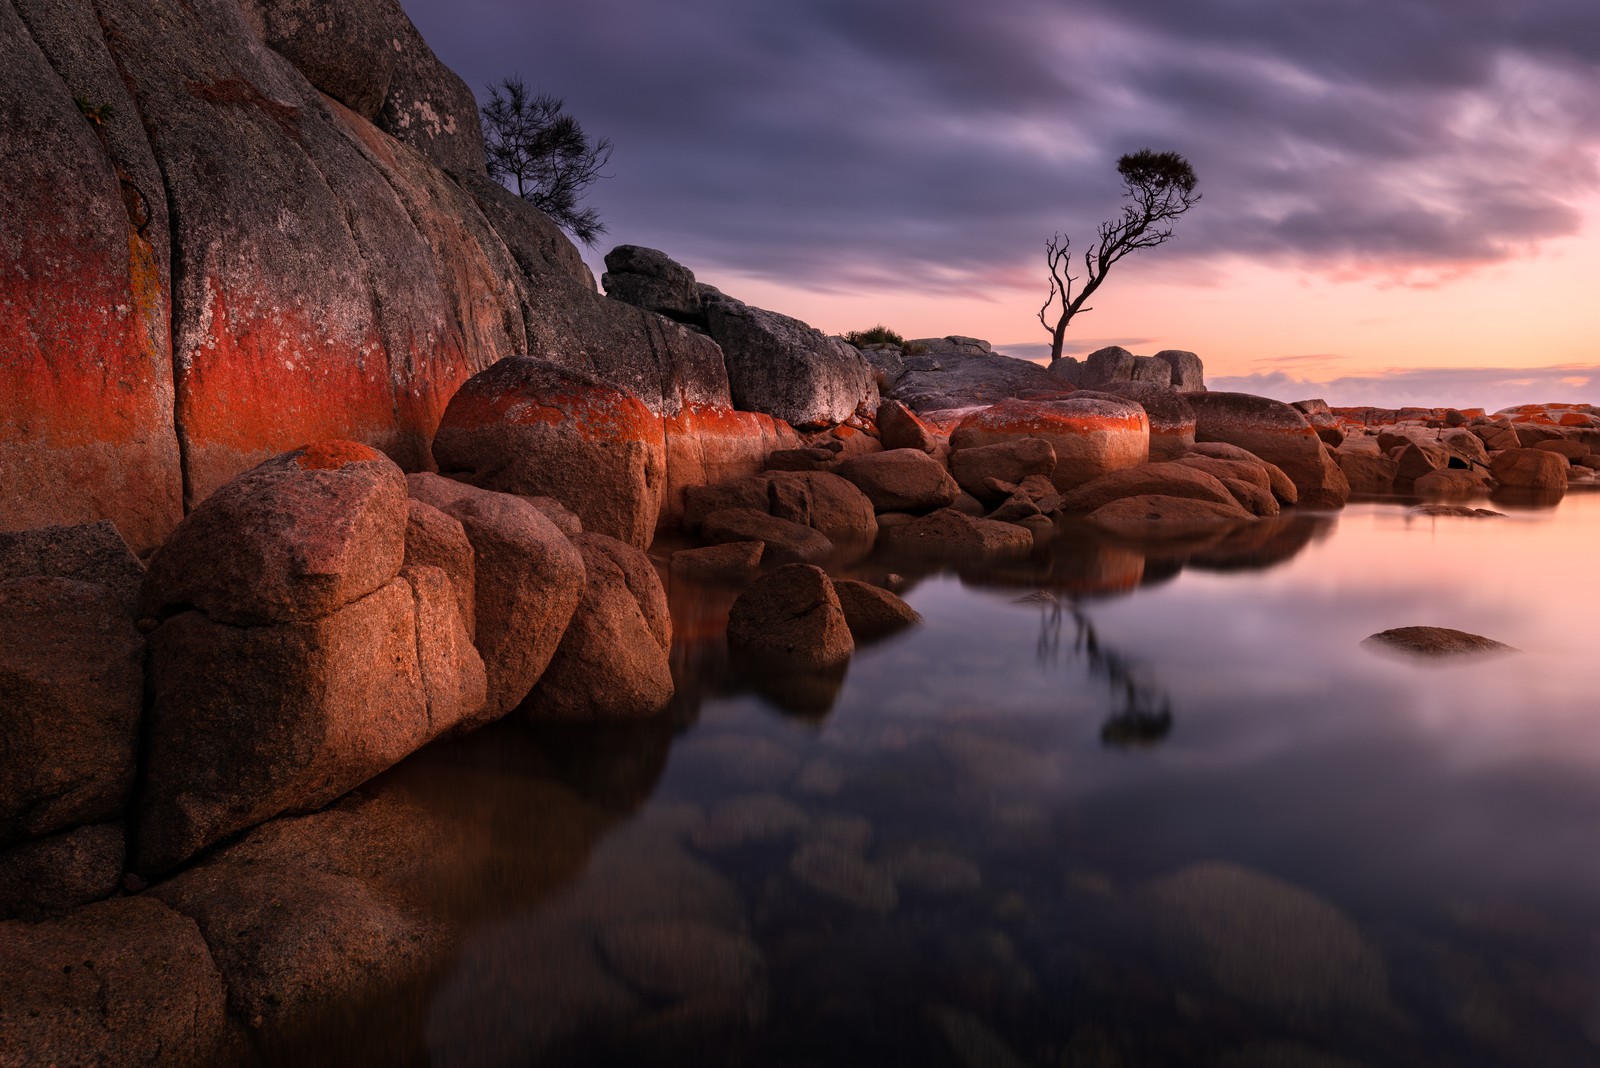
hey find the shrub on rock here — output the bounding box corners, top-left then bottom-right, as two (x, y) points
(433, 358), (666, 548)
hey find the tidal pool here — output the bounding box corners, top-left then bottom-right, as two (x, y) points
(305, 491), (1600, 1067)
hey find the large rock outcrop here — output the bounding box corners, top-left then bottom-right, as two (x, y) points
(1, 0), (791, 553)
(950, 396), (1150, 490)
(704, 297), (878, 429)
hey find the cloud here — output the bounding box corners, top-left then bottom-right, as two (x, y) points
(1211, 363), (1600, 411)
(403, 0), (1600, 294)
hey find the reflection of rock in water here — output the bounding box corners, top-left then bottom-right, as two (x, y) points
(1028, 594), (1174, 748)
(1185, 514), (1332, 573)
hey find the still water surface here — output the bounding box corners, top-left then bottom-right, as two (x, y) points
(345, 493), (1600, 1066)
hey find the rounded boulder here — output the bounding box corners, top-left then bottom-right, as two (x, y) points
(727, 564), (854, 670)
(433, 358), (666, 548)
(951, 396), (1149, 491)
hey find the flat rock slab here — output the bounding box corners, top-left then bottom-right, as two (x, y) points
(1362, 627), (1515, 658)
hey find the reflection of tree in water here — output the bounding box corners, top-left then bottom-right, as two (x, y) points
(1025, 592), (1173, 747)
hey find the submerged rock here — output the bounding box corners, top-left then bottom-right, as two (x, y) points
(788, 839), (898, 914)
(1362, 627), (1515, 658)
(1143, 861), (1393, 1023)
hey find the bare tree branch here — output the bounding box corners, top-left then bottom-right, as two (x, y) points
(1040, 149), (1200, 361)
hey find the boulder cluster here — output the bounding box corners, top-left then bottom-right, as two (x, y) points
(1294, 399), (1599, 501)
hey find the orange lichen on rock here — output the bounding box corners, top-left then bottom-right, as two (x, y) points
(292, 441), (388, 470)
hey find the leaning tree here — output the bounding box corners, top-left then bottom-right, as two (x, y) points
(481, 76), (613, 245)
(1040, 149), (1200, 360)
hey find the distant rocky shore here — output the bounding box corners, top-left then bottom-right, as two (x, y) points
(5, 0), (1599, 1060)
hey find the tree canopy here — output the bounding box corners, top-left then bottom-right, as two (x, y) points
(1040, 149), (1200, 361)
(481, 77), (613, 245)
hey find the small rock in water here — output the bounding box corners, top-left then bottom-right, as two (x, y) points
(1362, 626), (1516, 658)
(1409, 504), (1503, 518)
(788, 840), (898, 914)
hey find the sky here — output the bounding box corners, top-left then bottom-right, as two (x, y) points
(401, 0), (1600, 410)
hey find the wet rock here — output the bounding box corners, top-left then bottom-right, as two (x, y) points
(833, 580), (921, 641)
(141, 442), (408, 626)
(1491, 448), (1568, 493)
(877, 508), (1035, 560)
(433, 359), (666, 548)
(410, 476), (584, 717)
(690, 794), (811, 851)
(1413, 468), (1490, 499)
(702, 507), (835, 565)
(598, 918), (766, 1002)
(1188, 393), (1348, 507)
(836, 449), (961, 513)
(877, 399), (938, 452)
(404, 498), (477, 637)
(1086, 495), (1254, 539)
(727, 564), (854, 670)
(949, 439), (1057, 503)
(1362, 627), (1515, 658)
(525, 534), (674, 719)
(1143, 861), (1394, 1022)
(951, 396), (1150, 491)
(1410, 505), (1503, 518)
(1337, 449), (1399, 495)
(789, 840), (898, 914)
(671, 541), (765, 582)
(0, 576), (142, 845)
(0, 823), (123, 921)
(601, 245), (703, 324)
(1058, 461), (1239, 516)
(153, 861), (442, 1035)
(1220, 477), (1281, 517)
(705, 299), (877, 428)
(0, 896), (227, 1067)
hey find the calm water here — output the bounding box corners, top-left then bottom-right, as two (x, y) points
(295, 491), (1600, 1067)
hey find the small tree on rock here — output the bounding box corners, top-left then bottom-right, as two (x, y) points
(1040, 150), (1199, 360)
(481, 76), (613, 245)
